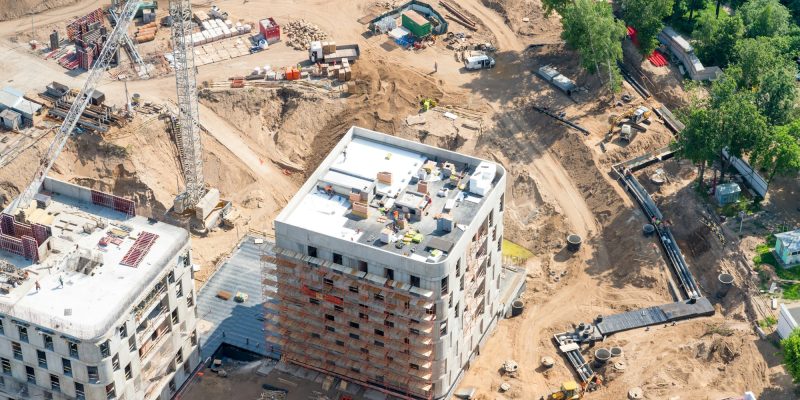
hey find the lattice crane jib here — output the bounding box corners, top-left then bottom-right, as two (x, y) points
(6, 0), (141, 216)
(169, 0), (205, 207)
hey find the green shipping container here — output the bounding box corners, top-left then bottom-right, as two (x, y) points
(401, 10), (432, 37)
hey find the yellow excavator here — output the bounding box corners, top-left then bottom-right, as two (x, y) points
(543, 381), (582, 400)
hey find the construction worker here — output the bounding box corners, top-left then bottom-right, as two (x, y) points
(34, 281), (40, 292)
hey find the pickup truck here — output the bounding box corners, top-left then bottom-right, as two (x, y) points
(308, 41), (360, 63)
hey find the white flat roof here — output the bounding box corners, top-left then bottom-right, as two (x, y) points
(278, 127), (504, 260)
(331, 136), (426, 197)
(0, 181), (188, 340)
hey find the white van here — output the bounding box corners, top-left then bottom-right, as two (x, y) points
(464, 54), (495, 70)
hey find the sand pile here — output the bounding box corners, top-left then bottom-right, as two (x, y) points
(0, 0), (81, 22)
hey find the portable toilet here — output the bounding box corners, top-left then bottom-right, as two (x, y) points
(714, 182), (741, 205)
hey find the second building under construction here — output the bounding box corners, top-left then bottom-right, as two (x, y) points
(268, 126), (507, 399)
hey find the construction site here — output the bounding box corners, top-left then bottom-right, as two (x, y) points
(0, 0), (797, 399)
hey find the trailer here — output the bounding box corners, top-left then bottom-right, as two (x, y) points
(309, 41), (360, 63)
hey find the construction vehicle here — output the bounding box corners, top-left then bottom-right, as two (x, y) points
(419, 97), (437, 111)
(542, 381), (582, 400)
(606, 105), (652, 142)
(308, 41), (360, 64)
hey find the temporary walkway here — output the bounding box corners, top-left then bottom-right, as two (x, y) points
(196, 235), (280, 359)
(596, 298), (714, 336)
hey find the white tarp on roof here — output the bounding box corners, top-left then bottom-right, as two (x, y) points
(331, 137), (426, 197)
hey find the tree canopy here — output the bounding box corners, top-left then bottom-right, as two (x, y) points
(623, 0), (675, 56)
(693, 14), (744, 68)
(560, 0), (627, 91)
(541, 0), (572, 16)
(738, 0), (792, 37)
(752, 124), (800, 182)
(782, 329), (800, 382)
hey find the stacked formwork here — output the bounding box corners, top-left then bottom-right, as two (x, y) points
(268, 247), (436, 399)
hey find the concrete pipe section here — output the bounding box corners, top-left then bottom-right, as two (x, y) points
(643, 223), (655, 236)
(541, 356), (555, 369)
(567, 234), (582, 251)
(628, 387), (644, 399)
(717, 273), (735, 298)
(511, 299), (525, 317)
(610, 347), (623, 357)
(594, 348), (611, 366)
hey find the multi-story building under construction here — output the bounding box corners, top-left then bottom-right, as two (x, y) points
(269, 126), (507, 399)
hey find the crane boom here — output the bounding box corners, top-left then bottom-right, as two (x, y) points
(169, 0), (205, 207)
(6, 0), (141, 215)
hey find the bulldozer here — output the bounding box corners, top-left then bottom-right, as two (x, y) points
(543, 381), (582, 400)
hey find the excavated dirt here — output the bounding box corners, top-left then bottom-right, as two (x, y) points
(0, 0), (794, 398)
(0, 0), (82, 22)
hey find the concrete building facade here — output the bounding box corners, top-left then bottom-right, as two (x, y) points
(0, 178), (199, 400)
(270, 127), (506, 399)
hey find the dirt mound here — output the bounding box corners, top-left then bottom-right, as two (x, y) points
(0, 0), (81, 22)
(481, 0), (562, 42)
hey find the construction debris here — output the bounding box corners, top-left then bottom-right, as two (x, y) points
(283, 19), (328, 50)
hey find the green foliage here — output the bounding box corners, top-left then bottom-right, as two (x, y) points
(541, 0), (572, 16)
(671, 0), (710, 21)
(739, 0), (792, 37)
(783, 284), (800, 300)
(727, 37), (798, 124)
(560, 0), (626, 91)
(693, 13), (745, 67)
(752, 126), (800, 182)
(622, 0), (675, 55)
(759, 316), (778, 328)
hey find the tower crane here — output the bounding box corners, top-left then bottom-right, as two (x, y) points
(5, 0), (141, 216)
(169, 0), (207, 215)
(6, 0), (211, 227)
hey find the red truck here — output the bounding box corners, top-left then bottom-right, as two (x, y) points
(259, 18), (280, 44)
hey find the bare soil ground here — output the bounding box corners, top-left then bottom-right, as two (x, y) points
(0, 0), (796, 399)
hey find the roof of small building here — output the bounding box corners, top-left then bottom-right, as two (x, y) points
(0, 108), (21, 119)
(777, 229), (800, 252)
(716, 182), (741, 195)
(0, 87), (42, 117)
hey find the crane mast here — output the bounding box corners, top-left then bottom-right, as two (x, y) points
(169, 0), (205, 211)
(5, 0), (141, 216)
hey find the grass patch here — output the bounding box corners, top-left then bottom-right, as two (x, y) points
(502, 239), (534, 260)
(718, 198), (760, 218)
(782, 284), (800, 300)
(752, 234), (800, 298)
(759, 316), (778, 328)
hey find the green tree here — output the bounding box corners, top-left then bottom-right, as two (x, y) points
(675, 107), (722, 185)
(671, 0), (709, 21)
(752, 126), (800, 182)
(733, 37), (784, 87)
(561, 0), (627, 91)
(693, 14), (744, 67)
(541, 0), (572, 16)
(782, 328), (800, 382)
(755, 65), (798, 125)
(738, 0), (791, 37)
(622, 0), (675, 56)
(718, 91), (770, 179)
(730, 37), (797, 124)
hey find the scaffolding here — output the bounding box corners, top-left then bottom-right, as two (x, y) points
(270, 247), (436, 399)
